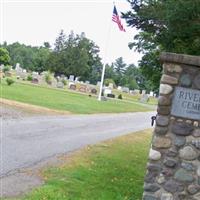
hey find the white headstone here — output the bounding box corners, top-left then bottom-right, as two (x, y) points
(69, 75), (74, 82)
(57, 81), (64, 88)
(117, 86), (122, 91)
(122, 87), (129, 93)
(108, 83), (114, 89)
(134, 89), (140, 94)
(85, 81), (90, 84)
(149, 91), (154, 97)
(104, 87), (112, 95)
(0, 64), (4, 71)
(142, 90), (146, 95)
(75, 77), (80, 82)
(97, 81), (101, 86)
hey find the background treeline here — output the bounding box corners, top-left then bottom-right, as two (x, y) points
(0, 30), (151, 91)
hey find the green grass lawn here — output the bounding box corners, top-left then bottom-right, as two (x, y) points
(0, 82), (153, 114)
(5, 129), (151, 200)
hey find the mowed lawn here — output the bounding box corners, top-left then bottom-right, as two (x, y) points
(0, 82), (152, 114)
(6, 129), (151, 200)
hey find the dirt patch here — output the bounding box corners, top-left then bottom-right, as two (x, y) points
(0, 98), (71, 119)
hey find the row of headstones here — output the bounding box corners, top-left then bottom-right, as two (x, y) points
(14, 64), (98, 94)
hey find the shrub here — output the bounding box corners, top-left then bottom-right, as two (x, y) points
(6, 78), (14, 86)
(3, 66), (10, 73)
(27, 74), (33, 81)
(118, 94), (123, 99)
(104, 78), (116, 88)
(61, 79), (67, 85)
(45, 72), (52, 84)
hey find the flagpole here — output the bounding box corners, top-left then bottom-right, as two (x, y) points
(98, 6), (113, 101)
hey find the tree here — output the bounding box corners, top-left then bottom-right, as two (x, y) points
(113, 57), (126, 85)
(43, 42), (51, 49)
(34, 47), (50, 73)
(1, 42), (50, 72)
(54, 29), (66, 52)
(0, 48), (10, 65)
(47, 31), (102, 82)
(122, 0), (200, 90)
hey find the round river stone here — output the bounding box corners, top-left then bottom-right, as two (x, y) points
(161, 74), (178, 85)
(154, 126), (168, 135)
(175, 136), (186, 147)
(158, 96), (171, 106)
(194, 74), (200, 89)
(175, 168), (194, 182)
(149, 148), (161, 161)
(159, 84), (173, 95)
(171, 122), (193, 136)
(153, 136), (171, 149)
(163, 180), (180, 193)
(179, 146), (198, 161)
(180, 74), (192, 87)
(156, 115), (169, 127)
(193, 129), (200, 137)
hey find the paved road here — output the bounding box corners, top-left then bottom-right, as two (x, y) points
(1, 112), (155, 177)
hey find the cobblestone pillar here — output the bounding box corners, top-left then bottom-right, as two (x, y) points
(143, 52), (200, 200)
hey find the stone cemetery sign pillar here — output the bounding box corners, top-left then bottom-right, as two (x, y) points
(143, 52), (200, 200)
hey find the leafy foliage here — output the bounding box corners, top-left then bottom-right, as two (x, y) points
(27, 74), (33, 81)
(122, 0), (200, 90)
(0, 47), (10, 65)
(1, 42), (50, 72)
(104, 78), (116, 88)
(2, 65), (10, 73)
(47, 30), (102, 82)
(44, 71), (52, 84)
(6, 78), (14, 86)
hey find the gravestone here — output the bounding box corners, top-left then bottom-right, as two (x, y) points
(149, 91), (154, 97)
(85, 80), (90, 84)
(69, 83), (76, 90)
(104, 87), (112, 95)
(117, 86), (122, 91)
(75, 77), (79, 82)
(140, 94), (149, 103)
(15, 63), (22, 72)
(91, 88), (97, 94)
(143, 52), (200, 200)
(0, 64), (4, 71)
(31, 78), (39, 84)
(69, 75), (74, 82)
(97, 81), (101, 87)
(57, 81), (64, 88)
(79, 84), (87, 93)
(142, 90), (146, 95)
(122, 87), (129, 93)
(108, 83), (114, 89)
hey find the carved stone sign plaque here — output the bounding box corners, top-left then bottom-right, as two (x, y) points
(171, 86), (200, 120)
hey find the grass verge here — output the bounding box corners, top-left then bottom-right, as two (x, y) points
(1, 82), (153, 114)
(5, 129), (151, 200)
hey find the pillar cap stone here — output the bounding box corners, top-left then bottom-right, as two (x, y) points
(160, 52), (200, 67)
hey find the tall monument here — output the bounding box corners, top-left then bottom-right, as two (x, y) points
(143, 52), (200, 200)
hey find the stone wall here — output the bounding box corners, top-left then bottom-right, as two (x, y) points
(143, 52), (200, 200)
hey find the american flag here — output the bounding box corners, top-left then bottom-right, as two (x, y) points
(112, 5), (126, 32)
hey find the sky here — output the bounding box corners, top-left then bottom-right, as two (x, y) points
(1, 0), (142, 65)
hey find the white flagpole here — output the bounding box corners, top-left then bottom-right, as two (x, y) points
(98, 4), (113, 101)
